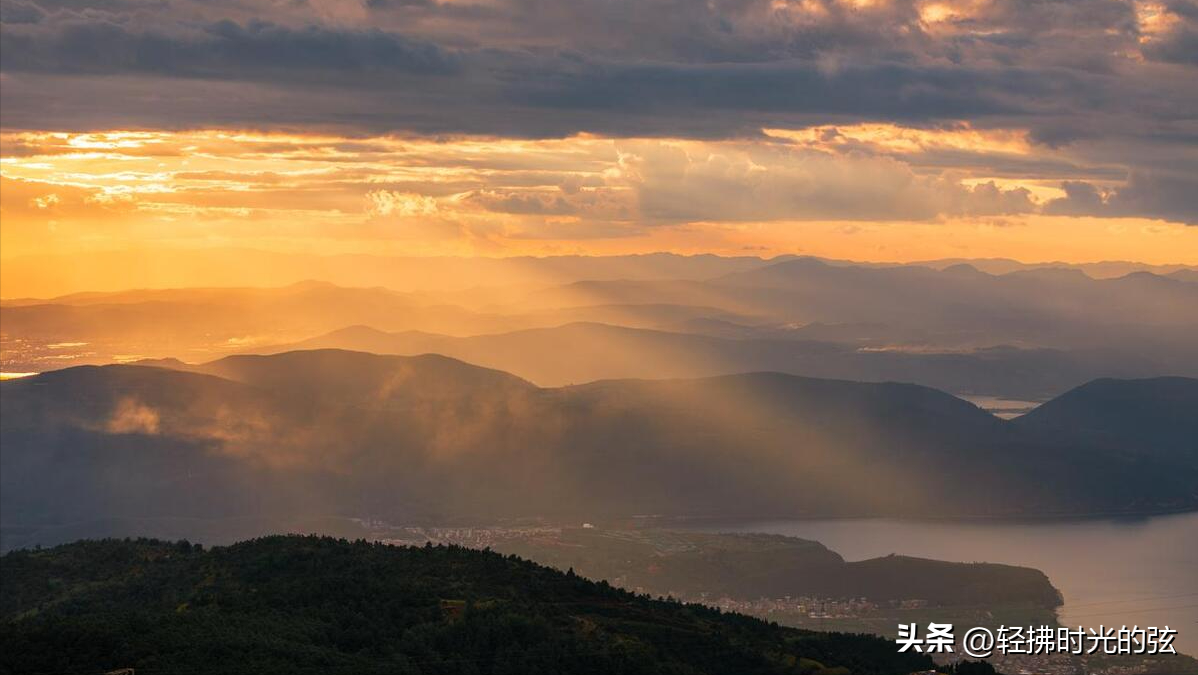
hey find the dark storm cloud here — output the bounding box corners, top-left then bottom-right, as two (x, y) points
(1045, 181), (1109, 216)
(1144, 26), (1198, 65)
(1, 0), (1196, 222)
(0, 0), (45, 22)
(1136, 1), (1198, 65)
(0, 30), (1117, 130)
(511, 61), (1034, 119)
(1, 12), (457, 80)
(1046, 172), (1198, 224)
(0, 0), (1186, 128)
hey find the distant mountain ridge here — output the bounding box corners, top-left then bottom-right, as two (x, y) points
(1, 249), (788, 299)
(3, 351), (1195, 550)
(259, 321), (1178, 399)
(5, 257), (1196, 398)
(4, 247), (1195, 299)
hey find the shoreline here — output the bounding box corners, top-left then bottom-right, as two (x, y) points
(641, 506), (1198, 528)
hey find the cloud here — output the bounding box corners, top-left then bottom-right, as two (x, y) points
(1044, 181), (1109, 216)
(1, 0), (1193, 141)
(462, 186), (634, 221)
(365, 190), (439, 217)
(0, 0), (45, 23)
(1045, 172), (1198, 224)
(0, 14), (458, 81)
(106, 397), (160, 434)
(464, 191), (579, 216)
(4, 129), (1190, 260)
(2, 1), (1193, 231)
(622, 141), (1036, 222)
(1141, 0), (1198, 65)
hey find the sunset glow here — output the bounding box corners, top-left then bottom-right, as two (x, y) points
(3, 125), (1194, 294)
(3, 0), (1196, 297)
(3, 0), (1198, 666)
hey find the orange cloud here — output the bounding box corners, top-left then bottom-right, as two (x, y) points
(1, 128), (1194, 275)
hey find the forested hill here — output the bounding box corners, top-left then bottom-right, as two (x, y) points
(0, 536), (937, 675)
(495, 529), (1063, 609)
(5, 353), (1196, 534)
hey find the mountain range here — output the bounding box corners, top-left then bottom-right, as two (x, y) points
(3, 350), (1195, 550)
(4, 248), (1195, 298)
(262, 322), (1172, 399)
(4, 257), (1197, 400)
(518, 259), (1198, 353)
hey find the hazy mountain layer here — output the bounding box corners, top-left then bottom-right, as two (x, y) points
(268, 322), (1171, 399)
(525, 259), (1198, 352)
(0, 283), (753, 372)
(0, 250), (783, 299)
(3, 248), (1194, 299)
(3, 351), (1195, 541)
(5, 258), (1196, 398)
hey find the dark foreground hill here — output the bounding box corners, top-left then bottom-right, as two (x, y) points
(495, 529), (1062, 610)
(2, 352), (1196, 544)
(1013, 376), (1198, 467)
(0, 536), (935, 675)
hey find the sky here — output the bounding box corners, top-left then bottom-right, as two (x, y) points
(2, 0), (1197, 268)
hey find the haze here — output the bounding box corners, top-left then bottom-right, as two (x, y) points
(3, 0), (1198, 670)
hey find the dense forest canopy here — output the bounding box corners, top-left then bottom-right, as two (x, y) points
(1, 536), (940, 675)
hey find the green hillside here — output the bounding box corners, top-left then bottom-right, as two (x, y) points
(0, 536), (935, 675)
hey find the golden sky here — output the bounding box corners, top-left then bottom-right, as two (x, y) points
(2, 128), (1195, 273)
(3, 0), (1197, 287)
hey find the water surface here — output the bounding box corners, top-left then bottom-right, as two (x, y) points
(704, 512), (1198, 655)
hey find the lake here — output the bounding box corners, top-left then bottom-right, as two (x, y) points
(702, 511), (1198, 656)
